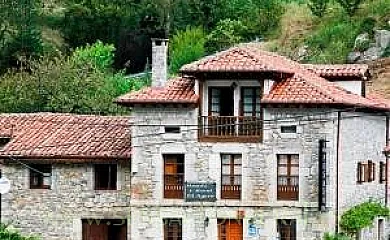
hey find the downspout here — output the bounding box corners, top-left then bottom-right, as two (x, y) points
(335, 111), (341, 233)
(386, 115), (389, 207)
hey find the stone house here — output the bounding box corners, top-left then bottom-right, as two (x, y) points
(0, 113), (132, 240)
(0, 40), (389, 240)
(115, 40), (390, 240)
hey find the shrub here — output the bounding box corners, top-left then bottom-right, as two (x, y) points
(336, 0), (364, 16)
(0, 224), (39, 239)
(169, 26), (206, 73)
(340, 201), (389, 236)
(308, 0), (329, 17)
(323, 232), (351, 240)
(72, 40), (116, 71)
(206, 19), (249, 53)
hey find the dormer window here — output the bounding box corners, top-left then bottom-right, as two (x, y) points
(199, 83), (262, 142)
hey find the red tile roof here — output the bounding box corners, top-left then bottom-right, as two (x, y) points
(0, 113), (131, 162)
(117, 47), (390, 111)
(115, 77), (198, 106)
(303, 64), (369, 78)
(180, 47), (296, 74)
(262, 70), (390, 110)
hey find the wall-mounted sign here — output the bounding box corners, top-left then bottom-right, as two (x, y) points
(248, 224), (257, 237)
(185, 182), (216, 202)
(0, 176), (11, 194)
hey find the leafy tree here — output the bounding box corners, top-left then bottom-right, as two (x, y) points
(169, 26), (205, 73)
(0, 0), (43, 72)
(308, 0), (329, 17)
(0, 41), (142, 114)
(336, 0), (364, 16)
(206, 19), (249, 53)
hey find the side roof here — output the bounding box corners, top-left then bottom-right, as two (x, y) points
(0, 113), (131, 162)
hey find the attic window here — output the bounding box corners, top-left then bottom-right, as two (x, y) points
(281, 125), (297, 134)
(165, 126), (180, 134)
(0, 137), (10, 148)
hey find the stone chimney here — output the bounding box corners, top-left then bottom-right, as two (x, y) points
(151, 38), (168, 87)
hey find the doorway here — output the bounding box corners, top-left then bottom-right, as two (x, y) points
(217, 219), (243, 240)
(82, 219), (127, 240)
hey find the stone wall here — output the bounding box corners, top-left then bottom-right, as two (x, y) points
(129, 107), (340, 239)
(1, 162), (131, 240)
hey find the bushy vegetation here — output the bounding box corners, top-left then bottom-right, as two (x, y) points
(0, 41), (144, 114)
(0, 224), (38, 240)
(323, 233), (351, 240)
(340, 201), (389, 236)
(169, 27), (206, 73)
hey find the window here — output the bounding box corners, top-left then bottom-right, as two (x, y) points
(380, 162), (386, 184)
(218, 219), (243, 240)
(95, 164), (117, 190)
(357, 161), (376, 183)
(277, 154), (299, 201)
(165, 126), (180, 134)
(164, 154), (184, 199)
(281, 125), (297, 134)
(241, 87), (261, 117)
(0, 137), (10, 149)
(163, 218), (182, 240)
(221, 154), (242, 199)
(277, 219), (297, 240)
(30, 164), (51, 189)
(209, 87), (234, 116)
(82, 219), (127, 240)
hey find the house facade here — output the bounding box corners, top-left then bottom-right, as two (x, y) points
(115, 41), (390, 240)
(0, 41), (389, 240)
(0, 114), (132, 240)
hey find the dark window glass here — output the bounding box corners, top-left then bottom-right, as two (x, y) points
(30, 164), (51, 189)
(95, 164), (117, 190)
(164, 218), (182, 240)
(277, 219), (297, 240)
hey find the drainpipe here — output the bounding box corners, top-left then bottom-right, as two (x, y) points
(335, 111), (341, 233)
(386, 116), (389, 207)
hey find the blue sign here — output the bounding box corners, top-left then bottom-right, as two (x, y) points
(248, 224), (257, 237)
(185, 182), (217, 202)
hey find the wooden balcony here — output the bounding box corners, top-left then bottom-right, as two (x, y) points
(277, 176), (299, 201)
(221, 185), (241, 199)
(198, 116), (262, 142)
(164, 176), (184, 199)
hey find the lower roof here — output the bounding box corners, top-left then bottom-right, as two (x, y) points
(0, 113), (131, 162)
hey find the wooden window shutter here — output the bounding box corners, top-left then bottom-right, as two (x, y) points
(357, 163), (362, 183)
(364, 162), (370, 182)
(367, 161), (374, 182)
(372, 162), (376, 182)
(380, 162), (386, 184)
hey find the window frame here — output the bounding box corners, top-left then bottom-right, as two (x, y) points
(163, 154), (185, 199)
(277, 154), (299, 201)
(240, 87), (262, 117)
(94, 163), (118, 190)
(277, 219), (297, 240)
(29, 164), (52, 189)
(221, 154), (242, 200)
(163, 218), (182, 240)
(380, 161), (386, 184)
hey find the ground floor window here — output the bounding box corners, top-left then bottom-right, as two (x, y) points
(277, 219), (296, 240)
(82, 219), (127, 240)
(218, 219), (243, 240)
(163, 218), (182, 240)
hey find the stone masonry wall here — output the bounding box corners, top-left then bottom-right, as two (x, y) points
(129, 107), (340, 239)
(1, 162), (131, 240)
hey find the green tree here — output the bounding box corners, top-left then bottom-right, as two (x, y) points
(336, 0), (364, 16)
(169, 26), (205, 73)
(308, 0), (329, 17)
(206, 19), (249, 53)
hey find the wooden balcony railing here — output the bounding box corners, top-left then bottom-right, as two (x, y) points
(221, 185), (241, 199)
(164, 176), (184, 199)
(277, 176), (299, 201)
(198, 116), (262, 142)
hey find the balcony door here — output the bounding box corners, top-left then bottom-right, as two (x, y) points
(209, 87), (234, 116)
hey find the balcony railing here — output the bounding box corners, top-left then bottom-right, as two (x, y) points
(221, 185), (241, 199)
(198, 116), (262, 142)
(277, 176), (299, 201)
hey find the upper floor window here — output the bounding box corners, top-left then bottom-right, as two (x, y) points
(164, 154), (184, 199)
(221, 154), (242, 200)
(95, 164), (117, 190)
(30, 164), (51, 189)
(380, 161), (386, 184)
(241, 87), (261, 117)
(277, 154), (299, 201)
(209, 87), (234, 116)
(357, 161), (375, 183)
